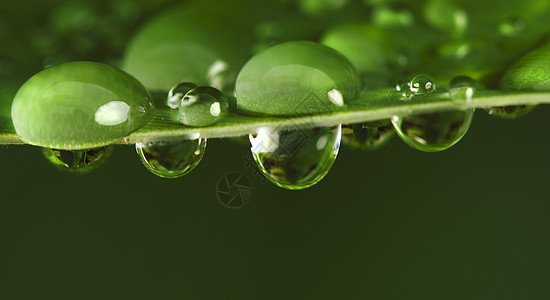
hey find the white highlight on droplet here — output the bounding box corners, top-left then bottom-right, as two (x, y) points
(210, 102), (221, 117)
(95, 101), (130, 126)
(316, 135), (328, 150)
(250, 128), (279, 153)
(327, 89), (344, 106)
(465, 87), (474, 103)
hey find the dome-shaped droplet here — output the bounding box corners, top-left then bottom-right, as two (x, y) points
(135, 138), (206, 178)
(448, 75), (476, 103)
(342, 121), (394, 151)
(43, 146), (113, 174)
(249, 125), (341, 190)
(235, 41), (361, 116)
(179, 86), (229, 127)
(11, 61), (153, 150)
(167, 82), (197, 109)
(392, 110), (474, 152)
(409, 74), (436, 95)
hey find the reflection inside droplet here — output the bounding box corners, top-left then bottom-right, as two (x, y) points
(95, 101), (130, 126)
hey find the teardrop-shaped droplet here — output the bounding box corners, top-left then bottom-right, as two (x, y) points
(392, 109), (474, 152)
(167, 82), (197, 109)
(486, 105), (534, 119)
(135, 138), (206, 178)
(342, 121), (394, 151)
(249, 125), (341, 190)
(11, 61), (153, 150)
(43, 146), (113, 174)
(409, 74), (436, 95)
(179, 86), (229, 127)
(235, 41), (361, 116)
(448, 75), (476, 103)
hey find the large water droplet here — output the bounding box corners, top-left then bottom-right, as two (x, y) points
(11, 61), (153, 150)
(392, 109), (474, 152)
(342, 121), (394, 151)
(235, 41), (361, 116)
(135, 138), (207, 178)
(249, 125), (341, 190)
(449, 75), (476, 103)
(167, 82), (197, 109)
(179, 86), (229, 127)
(43, 146), (113, 174)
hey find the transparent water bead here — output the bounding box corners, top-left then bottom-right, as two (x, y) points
(135, 138), (207, 179)
(11, 61), (153, 150)
(249, 125), (341, 190)
(167, 82), (197, 109)
(409, 74), (436, 95)
(43, 146), (113, 174)
(448, 75), (476, 103)
(179, 86), (229, 127)
(392, 109), (474, 152)
(486, 105), (534, 119)
(342, 121), (394, 151)
(395, 78), (411, 98)
(235, 41), (361, 116)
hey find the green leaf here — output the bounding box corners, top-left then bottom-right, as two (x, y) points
(2, 89), (549, 146)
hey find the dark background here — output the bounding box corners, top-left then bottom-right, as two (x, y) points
(1, 0), (550, 299)
(1, 105), (549, 299)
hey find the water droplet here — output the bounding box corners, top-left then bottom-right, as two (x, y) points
(235, 41), (361, 116)
(392, 109), (474, 152)
(179, 86), (229, 127)
(43, 146), (113, 174)
(249, 125), (341, 190)
(135, 138), (207, 178)
(409, 74), (436, 95)
(167, 82), (198, 109)
(395, 78), (411, 98)
(342, 121), (394, 150)
(499, 17), (526, 37)
(423, 0), (468, 37)
(449, 75), (476, 103)
(298, 0), (350, 17)
(11, 62), (153, 150)
(486, 105), (534, 119)
(371, 3), (414, 28)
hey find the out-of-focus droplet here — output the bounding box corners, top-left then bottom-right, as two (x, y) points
(449, 75), (476, 103)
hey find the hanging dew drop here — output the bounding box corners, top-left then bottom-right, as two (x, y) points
(42, 146), (113, 174)
(342, 121), (394, 151)
(249, 125), (341, 190)
(167, 82), (197, 109)
(391, 109), (474, 152)
(179, 86), (229, 127)
(135, 138), (207, 179)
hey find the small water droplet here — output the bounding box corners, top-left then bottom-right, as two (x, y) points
(392, 109), (474, 152)
(395, 78), (411, 98)
(342, 121), (394, 151)
(167, 82), (198, 109)
(179, 86), (229, 127)
(249, 125), (341, 190)
(43, 146), (113, 174)
(135, 138), (207, 178)
(409, 74), (436, 94)
(499, 17), (526, 37)
(486, 105), (534, 119)
(449, 75), (476, 103)
(372, 3), (414, 28)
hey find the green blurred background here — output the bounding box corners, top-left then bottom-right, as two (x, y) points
(1, 0), (550, 299)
